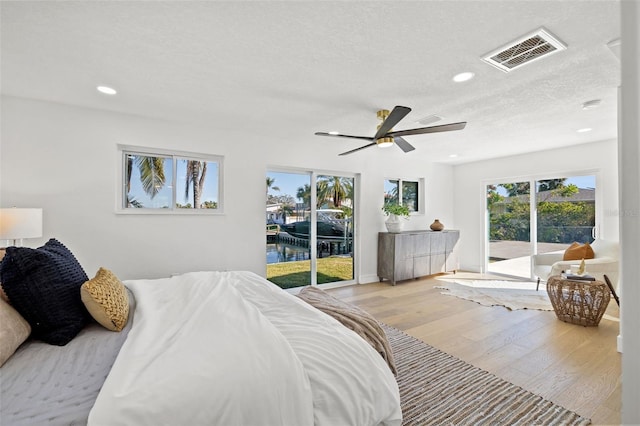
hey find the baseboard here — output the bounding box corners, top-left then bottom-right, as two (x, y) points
(617, 334), (623, 353)
(359, 274), (381, 284)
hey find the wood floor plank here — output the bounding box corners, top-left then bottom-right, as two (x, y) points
(326, 273), (621, 424)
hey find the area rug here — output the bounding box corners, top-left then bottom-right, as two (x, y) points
(383, 324), (590, 425)
(435, 280), (553, 311)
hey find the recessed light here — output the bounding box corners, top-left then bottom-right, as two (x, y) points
(328, 131), (339, 135)
(416, 114), (442, 126)
(577, 128), (592, 133)
(97, 86), (117, 95)
(582, 99), (601, 110)
(449, 154), (458, 158)
(453, 72), (475, 83)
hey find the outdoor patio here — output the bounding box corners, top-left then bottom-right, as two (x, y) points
(488, 241), (568, 279)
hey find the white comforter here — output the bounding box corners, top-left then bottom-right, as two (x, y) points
(89, 271), (402, 426)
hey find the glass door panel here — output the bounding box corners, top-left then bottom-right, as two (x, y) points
(316, 175), (355, 284)
(486, 181), (531, 278)
(486, 175), (597, 279)
(535, 175), (596, 255)
(266, 171), (311, 289)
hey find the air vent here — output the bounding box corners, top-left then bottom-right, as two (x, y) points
(482, 28), (567, 73)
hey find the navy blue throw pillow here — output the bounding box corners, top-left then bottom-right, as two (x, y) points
(0, 239), (90, 345)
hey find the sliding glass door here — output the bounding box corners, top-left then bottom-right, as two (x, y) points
(266, 171), (311, 288)
(266, 170), (356, 289)
(486, 175), (596, 279)
(486, 181), (531, 278)
(535, 176), (596, 255)
(316, 175), (354, 284)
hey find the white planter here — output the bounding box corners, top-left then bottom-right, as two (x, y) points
(385, 214), (403, 233)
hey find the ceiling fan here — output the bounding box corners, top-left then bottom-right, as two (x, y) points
(315, 105), (467, 156)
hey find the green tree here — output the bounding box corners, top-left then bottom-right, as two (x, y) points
(266, 177), (280, 195)
(268, 194), (295, 206)
(279, 203), (294, 223)
(296, 184), (311, 209)
(486, 185), (503, 209)
(489, 180), (592, 243)
(537, 178), (567, 192)
(317, 176), (353, 208)
(126, 155), (166, 208)
(500, 182), (530, 197)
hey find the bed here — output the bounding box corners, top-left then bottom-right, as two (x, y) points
(1, 240), (401, 425)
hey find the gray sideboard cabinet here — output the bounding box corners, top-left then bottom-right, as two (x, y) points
(377, 230), (460, 285)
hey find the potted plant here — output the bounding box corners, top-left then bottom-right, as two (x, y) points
(382, 203), (410, 232)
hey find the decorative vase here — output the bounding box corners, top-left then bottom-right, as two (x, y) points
(385, 214), (403, 233)
(430, 219), (444, 231)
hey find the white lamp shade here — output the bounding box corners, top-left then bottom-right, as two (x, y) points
(0, 208), (43, 240)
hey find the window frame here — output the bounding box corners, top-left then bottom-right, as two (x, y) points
(383, 177), (424, 215)
(116, 144), (224, 215)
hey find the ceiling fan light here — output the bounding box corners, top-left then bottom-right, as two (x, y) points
(377, 137), (394, 148)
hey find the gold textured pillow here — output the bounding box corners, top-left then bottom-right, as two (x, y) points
(81, 268), (129, 332)
(0, 297), (31, 366)
(563, 242), (595, 261)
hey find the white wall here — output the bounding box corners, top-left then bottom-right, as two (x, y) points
(452, 140), (619, 273)
(0, 95), (453, 282)
(620, 0), (640, 422)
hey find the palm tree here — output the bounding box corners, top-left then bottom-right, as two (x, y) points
(279, 203), (294, 223)
(318, 176), (352, 208)
(126, 154), (166, 207)
(185, 160), (207, 208)
(266, 177), (280, 194)
(296, 184), (311, 209)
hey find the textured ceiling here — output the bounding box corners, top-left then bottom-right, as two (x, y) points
(0, 1), (620, 163)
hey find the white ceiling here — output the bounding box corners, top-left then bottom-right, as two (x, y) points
(0, 1), (620, 164)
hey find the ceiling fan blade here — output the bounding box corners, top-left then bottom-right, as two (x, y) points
(338, 142), (377, 156)
(387, 121), (467, 138)
(394, 137), (415, 153)
(373, 105), (412, 140)
(315, 132), (374, 142)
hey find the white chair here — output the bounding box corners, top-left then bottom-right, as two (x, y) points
(532, 239), (620, 293)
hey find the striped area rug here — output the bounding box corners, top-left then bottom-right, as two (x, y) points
(383, 324), (591, 426)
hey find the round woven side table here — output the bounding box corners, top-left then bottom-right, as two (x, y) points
(546, 275), (610, 326)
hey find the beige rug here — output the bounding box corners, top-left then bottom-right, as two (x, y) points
(435, 280), (554, 311)
(384, 324), (590, 425)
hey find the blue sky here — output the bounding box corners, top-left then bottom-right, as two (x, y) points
(564, 175), (595, 189)
(267, 172), (310, 201)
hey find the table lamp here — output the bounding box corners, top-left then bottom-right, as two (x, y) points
(0, 208), (43, 248)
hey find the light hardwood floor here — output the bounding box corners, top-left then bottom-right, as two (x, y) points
(326, 272), (621, 426)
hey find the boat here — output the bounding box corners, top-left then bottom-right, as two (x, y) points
(279, 209), (352, 240)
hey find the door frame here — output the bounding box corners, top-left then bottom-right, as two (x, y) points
(266, 166), (359, 288)
(483, 169), (601, 280)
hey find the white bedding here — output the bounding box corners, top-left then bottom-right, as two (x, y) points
(89, 271), (402, 426)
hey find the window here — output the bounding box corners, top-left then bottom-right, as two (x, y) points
(119, 145), (223, 213)
(384, 178), (421, 213)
